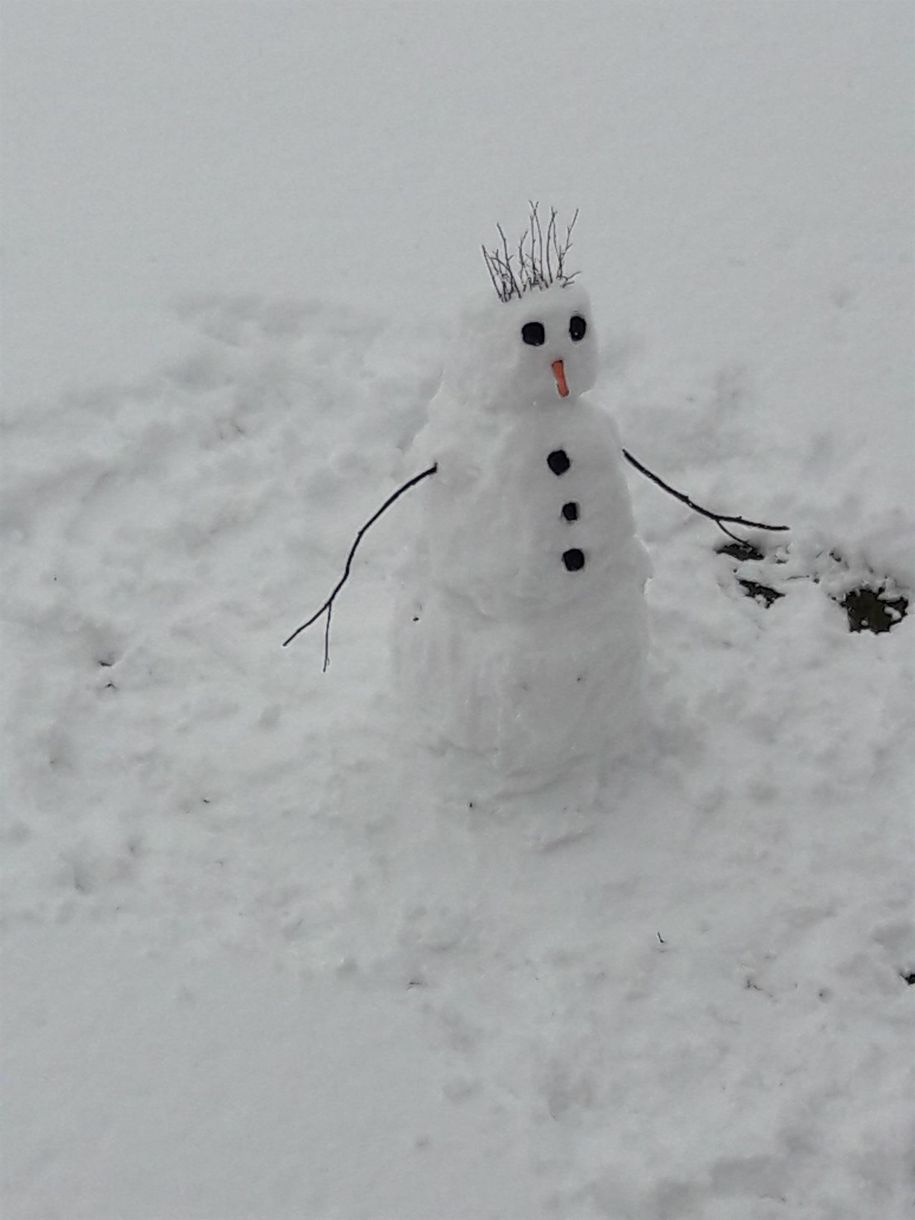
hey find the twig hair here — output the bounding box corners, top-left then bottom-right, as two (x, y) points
(482, 202), (580, 303)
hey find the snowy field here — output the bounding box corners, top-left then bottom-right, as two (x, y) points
(2, 4), (914, 1218)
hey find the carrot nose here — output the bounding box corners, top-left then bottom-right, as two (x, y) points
(552, 359), (569, 398)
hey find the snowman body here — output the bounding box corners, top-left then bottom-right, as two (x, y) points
(394, 283), (649, 795)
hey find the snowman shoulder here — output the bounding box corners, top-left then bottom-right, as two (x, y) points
(577, 393), (622, 433)
(573, 395), (625, 456)
(405, 417), (437, 471)
(407, 417), (480, 489)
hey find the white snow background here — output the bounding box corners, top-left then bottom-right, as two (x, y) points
(2, 3), (914, 1218)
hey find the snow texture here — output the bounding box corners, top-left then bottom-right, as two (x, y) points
(2, 5), (914, 1219)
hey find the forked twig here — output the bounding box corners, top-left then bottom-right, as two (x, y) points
(622, 449), (788, 536)
(283, 464), (439, 667)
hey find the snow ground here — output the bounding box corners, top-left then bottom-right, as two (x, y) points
(2, 4), (914, 1219)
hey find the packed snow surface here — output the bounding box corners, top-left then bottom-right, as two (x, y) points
(2, 5), (913, 1219)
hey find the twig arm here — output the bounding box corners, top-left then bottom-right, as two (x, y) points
(621, 449), (789, 534)
(283, 463), (439, 666)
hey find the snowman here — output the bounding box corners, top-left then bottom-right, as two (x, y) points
(393, 209), (651, 802)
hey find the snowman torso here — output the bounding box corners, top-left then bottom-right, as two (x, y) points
(419, 394), (646, 620)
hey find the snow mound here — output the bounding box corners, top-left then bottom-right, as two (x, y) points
(3, 290), (913, 1219)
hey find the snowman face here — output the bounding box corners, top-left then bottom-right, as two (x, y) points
(445, 283), (598, 411)
(514, 284), (597, 406)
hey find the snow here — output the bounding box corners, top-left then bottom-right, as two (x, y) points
(2, 4), (914, 1219)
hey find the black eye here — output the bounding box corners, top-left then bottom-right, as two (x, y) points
(521, 321), (545, 346)
(569, 315), (587, 341)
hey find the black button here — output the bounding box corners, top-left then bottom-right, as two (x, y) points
(569, 315), (587, 342)
(563, 548), (585, 571)
(561, 501), (579, 522)
(521, 321), (546, 346)
(547, 449), (570, 475)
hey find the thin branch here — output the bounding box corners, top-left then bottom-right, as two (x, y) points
(532, 200), (545, 286)
(527, 201), (542, 289)
(545, 207), (557, 283)
(556, 208), (579, 284)
(496, 223), (521, 299)
(621, 449), (789, 534)
(716, 520), (747, 544)
(517, 235), (528, 292)
(283, 463), (439, 668)
(488, 249), (513, 300)
(481, 246), (506, 301)
(564, 208), (579, 254)
(498, 221), (511, 272)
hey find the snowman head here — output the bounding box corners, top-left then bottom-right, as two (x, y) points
(445, 279), (598, 412)
(442, 205), (598, 411)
